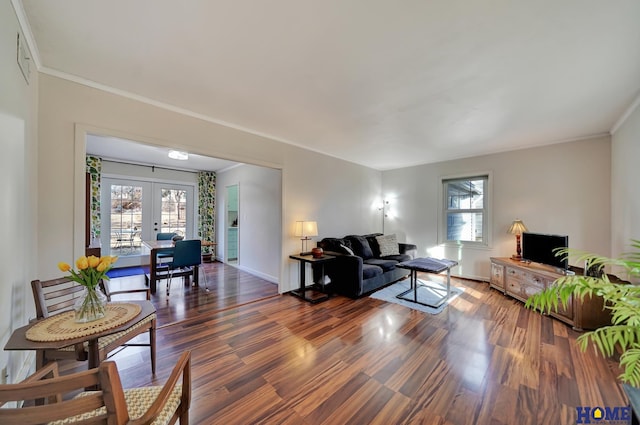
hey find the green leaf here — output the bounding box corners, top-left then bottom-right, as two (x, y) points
(526, 241), (640, 387)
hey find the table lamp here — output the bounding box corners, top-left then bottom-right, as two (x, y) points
(508, 219), (528, 260)
(294, 221), (318, 255)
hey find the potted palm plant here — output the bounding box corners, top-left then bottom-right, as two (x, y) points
(526, 240), (640, 388)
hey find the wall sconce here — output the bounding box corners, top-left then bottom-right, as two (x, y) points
(507, 219), (528, 260)
(294, 221), (318, 255)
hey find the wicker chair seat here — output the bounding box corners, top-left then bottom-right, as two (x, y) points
(49, 385), (182, 425)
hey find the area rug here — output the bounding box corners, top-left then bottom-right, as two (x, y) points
(106, 266), (146, 279)
(370, 279), (464, 314)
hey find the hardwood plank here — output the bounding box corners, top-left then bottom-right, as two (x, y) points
(304, 371), (372, 424)
(446, 387), (482, 425)
(474, 381), (518, 425)
(369, 392), (414, 424)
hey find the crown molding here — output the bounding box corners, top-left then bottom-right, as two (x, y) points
(611, 90), (640, 135)
(11, 0), (41, 70)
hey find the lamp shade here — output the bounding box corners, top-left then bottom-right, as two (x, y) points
(294, 221), (318, 237)
(507, 219), (528, 235)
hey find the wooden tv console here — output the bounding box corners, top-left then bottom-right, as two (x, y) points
(489, 257), (611, 331)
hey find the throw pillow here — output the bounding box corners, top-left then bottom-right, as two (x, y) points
(345, 235), (375, 260)
(365, 234), (382, 257)
(340, 244), (355, 256)
(319, 238), (346, 253)
(376, 234), (400, 257)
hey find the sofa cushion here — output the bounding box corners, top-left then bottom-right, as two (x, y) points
(364, 258), (398, 273)
(376, 234), (400, 256)
(381, 253), (412, 263)
(362, 264), (383, 280)
(345, 235), (374, 260)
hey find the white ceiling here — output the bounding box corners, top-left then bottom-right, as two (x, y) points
(86, 134), (240, 172)
(19, 0), (640, 170)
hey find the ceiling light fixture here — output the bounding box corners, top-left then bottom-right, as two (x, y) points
(168, 150), (189, 160)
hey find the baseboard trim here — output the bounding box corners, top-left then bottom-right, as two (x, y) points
(234, 265), (278, 284)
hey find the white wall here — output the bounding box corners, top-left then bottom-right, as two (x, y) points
(0, 0), (39, 384)
(282, 145), (382, 239)
(216, 164), (282, 282)
(611, 101), (640, 258)
(37, 74), (382, 293)
(383, 136), (612, 279)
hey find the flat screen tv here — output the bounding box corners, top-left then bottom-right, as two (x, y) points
(521, 232), (569, 270)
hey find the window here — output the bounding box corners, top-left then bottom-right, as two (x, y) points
(442, 175), (488, 244)
(110, 184), (143, 255)
(160, 188), (188, 235)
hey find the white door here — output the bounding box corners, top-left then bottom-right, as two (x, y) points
(101, 178), (195, 267)
(153, 184), (194, 239)
(226, 184), (239, 264)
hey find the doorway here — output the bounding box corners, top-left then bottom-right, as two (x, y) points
(80, 129), (282, 286)
(101, 177), (195, 267)
(226, 184), (239, 264)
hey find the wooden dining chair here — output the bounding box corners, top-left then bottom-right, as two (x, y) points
(0, 351), (191, 425)
(31, 277), (157, 373)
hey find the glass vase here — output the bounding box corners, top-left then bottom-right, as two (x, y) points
(74, 286), (108, 323)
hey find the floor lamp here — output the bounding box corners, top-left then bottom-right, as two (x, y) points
(378, 200), (389, 233)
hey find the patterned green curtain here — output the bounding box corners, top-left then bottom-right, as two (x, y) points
(86, 156), (102, 238)
(198, 171), (216, 248)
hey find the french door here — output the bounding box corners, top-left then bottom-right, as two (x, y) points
(101, 178), (195, 267)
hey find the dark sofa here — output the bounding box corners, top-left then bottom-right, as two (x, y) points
(317, 233), (417, 298)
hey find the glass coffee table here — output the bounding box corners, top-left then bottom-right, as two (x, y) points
(395, 257), (459, 308)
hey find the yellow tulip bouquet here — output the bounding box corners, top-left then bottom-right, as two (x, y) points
(58, 255), (118, 322)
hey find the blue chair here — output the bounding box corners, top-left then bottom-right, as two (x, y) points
(166, 239), (202, 296)
(156, 232), (177, 264)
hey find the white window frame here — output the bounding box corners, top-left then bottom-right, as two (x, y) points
(438, 172), (492, 248)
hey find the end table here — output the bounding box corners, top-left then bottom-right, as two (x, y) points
(289, 254), (335, 304)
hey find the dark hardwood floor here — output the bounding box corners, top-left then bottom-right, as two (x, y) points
(106, 261), (280, 326)
(68, 263), (627, 424)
